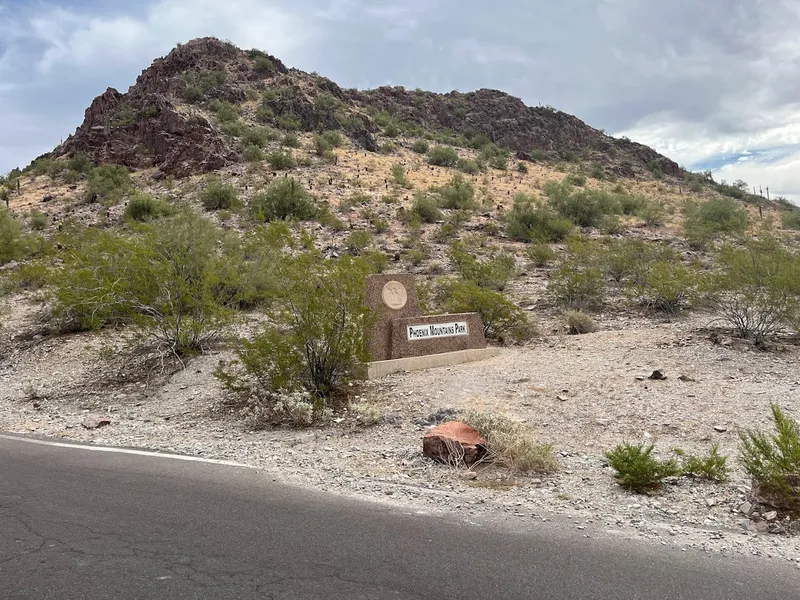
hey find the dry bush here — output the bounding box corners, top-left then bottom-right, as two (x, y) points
(563, 310), (598, 335)
(463, 410), (558, 474)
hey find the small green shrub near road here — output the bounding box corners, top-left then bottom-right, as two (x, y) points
(606, 442), (681, 492)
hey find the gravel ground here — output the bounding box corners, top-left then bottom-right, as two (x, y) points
(1, 294), (800, 569)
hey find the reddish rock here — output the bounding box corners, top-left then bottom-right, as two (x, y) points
(423, 421), (487, 466)
(82, 416), (112, 430)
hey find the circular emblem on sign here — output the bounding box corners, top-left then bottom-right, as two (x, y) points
(382, 281), (408, 310)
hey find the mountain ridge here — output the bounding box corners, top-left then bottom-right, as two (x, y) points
(50, 37), (681, 180)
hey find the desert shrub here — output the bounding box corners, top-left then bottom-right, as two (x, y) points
(632, 260), (698, 313)
(457, 158), (480, 175)
(411, 139), (430, 154)
(546, 183), (622, 228)
(705, 237), (800, 344)
(620, 194), (647, 215)
(448, 243), (515, 291)
(251, 178), (316, 222)
(548, 263), (606, 310)
(740, 403), (800, 511)
(391, 164), (411, 188)
(780, 210), (800, 230)
(278, 115), (302, 131)
(605, 442), (681, 492)
(505, 194), (573, 243)
(281, 133), (301, 148)
(221, 120), (246, 138)
(53, 211), (238, 354)
(410, 192), (442, 223)
(517, 162), (529, 174)
(267, 151), (296, 170)
(124, 192), (172, 222)
(565, 173), (586, 187)
(28, 211), (47, 231)
(383, 122), (400, 138)
(218, 252), (373, 398)
(427, 146), (459, 167)
(378, 142), (396, 155)
(344, 230), (374, 255)
(243, 126), (272, 148)
(84, 164), (131, 205)
(590, 164), (605, 180)
(435, 174), (476, 210)
(8, 261), (52, 291)
(184, 87), (203, 104)
(601, 214), (624, 235)
(530, 149), (548, 162)
(563, 310), (597, 335)
(208, 100), (239, 123)
(600, 239), (675, 284)
(527, 243), (556, 267)
(1, 207), (43, 265)
(681, 444), (729, 482)
(638, 200), (667, 227)
(243, 144), (265, 163)
(255, 105), (275, 123)
(252, 55), (275, 74)
(684, 197), (748, 242)
(200, 178), (240, 211)
(479, 143), (509, 170)
(440, 279), (532, 343)
(463, 411), (558, 473)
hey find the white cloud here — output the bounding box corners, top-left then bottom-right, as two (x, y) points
(450, 39), (535, 68)
(32, 0), (317, 74)
(714, 153), (800, 203)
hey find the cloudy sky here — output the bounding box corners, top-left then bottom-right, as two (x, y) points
(2, 0), (800, 199)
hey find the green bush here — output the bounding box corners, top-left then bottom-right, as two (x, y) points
(548, 263), (606, 310)
(684, 197), (748, 242)
(620, 194), (647, 215)
(630, 260), (697, 313)
(208, 100), (239, 123)
(124, 192), (172, 222)
(479, 143), (509, 170)
(681, 444), (729, 482)
(243, 126), (272, 148)
(527, 242), (556, 267)
(255, 105), (275, 123)
(605, 442), (681, 493)
(85, 164), (131, 205)
(565, 173), (587, 187)
(448, 243), (515, 291)
(600, 239), (676, 284)
(200, 178), (240, 211)
(391, 164), (411, 188)
(267, 151), (296, 170)
(411, 192), (442, 223)
(345, 230), (374, 255)
(253, 56), (275, 74)
(53, 212), (238, 354)
(436, 174), (476, 210)
(706, 237), (800, 344)
(517, 162), (529, 174)
(184, 87), (203, 104)
(563, 310), (597, 335)
(456, 158), (480, 174)
(440, 279), (533, 343)
(505, 194), (573, 242)
(383, 122), (400, 138)
(28, 211), (47, 231)
(251, 178), (316, 222)
(780, 210), (800, 230)
(740, 403), (800, 511)
(427, 146), (459, 167)
(412, 139), (430, 154)
(638, 200), (667, 227)
(221, 120), (246, 138)
(218, 252), (373, 398)
(281, 133), (301, 148)
(243, 144), (264, 163)
(1, 207), (43, 265)
(546, 182), (622, 228)
(464, 411), (557, 473)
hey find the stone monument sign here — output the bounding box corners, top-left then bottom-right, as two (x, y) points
(365, 274), (498, 377)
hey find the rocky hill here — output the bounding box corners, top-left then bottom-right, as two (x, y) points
(51, 37), (680, 179)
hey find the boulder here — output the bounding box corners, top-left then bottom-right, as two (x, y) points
(82, 416), (112, 430)
(422, 421), (487, 466)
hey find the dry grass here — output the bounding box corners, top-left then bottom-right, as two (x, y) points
(463, 409), (559, 474)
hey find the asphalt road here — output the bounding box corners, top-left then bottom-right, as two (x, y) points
(1, 435), (798, 600)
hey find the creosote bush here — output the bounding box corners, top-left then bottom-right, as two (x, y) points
(435, 174), (476, 210)
(527, 242), (556, 267)
(505, 194), (573, 243)
(605, 442), (681, 492)
(439, 279), (533, 343)
(548, 263), (606, 310)
(427, 145), (459, 167)
(1, 207), (46, 265)
(684, 197), (748, 244)
(411, 139), (429, 154)
(124, 192), (172, 222)
(410, 192), (442, 224)
(200, 178), (240, 211)
(448, 242), (515, 291)
(267, 151), (297, 170)
(251, 178), (316, 222)
(740, 403), (800, 511)
(463, 410), (558, 473)
(85, 164), (131, 205)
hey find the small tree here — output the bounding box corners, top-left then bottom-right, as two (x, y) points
(440, 279), (532, 343)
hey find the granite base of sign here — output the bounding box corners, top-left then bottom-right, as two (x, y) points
(365, 348), (501, 379)
(364, 274), (498, 379)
